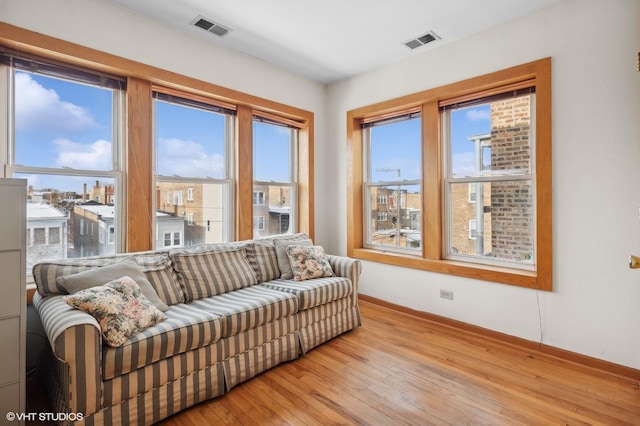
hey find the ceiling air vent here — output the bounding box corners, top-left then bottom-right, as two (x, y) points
(191, 15), (232, 37)
(404, 31), (440, 50)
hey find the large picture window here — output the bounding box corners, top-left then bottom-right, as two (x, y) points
(347, 59), (552, 290)
(1, 51), (125, 270)
(153, 91), (235, 248)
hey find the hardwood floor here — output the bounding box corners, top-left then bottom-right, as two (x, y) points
(159, 300), (640, 425)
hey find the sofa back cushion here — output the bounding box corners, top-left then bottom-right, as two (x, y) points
(171, 247), (258, 301)
(133, 253), (185, 305)
(33, 252), (186, 307)
(245, 242), (279, 283)
(33, 254), (133, 296)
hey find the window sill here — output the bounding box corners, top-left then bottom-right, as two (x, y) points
(27, 283), (37, 305)
(350, 247), (548, 290)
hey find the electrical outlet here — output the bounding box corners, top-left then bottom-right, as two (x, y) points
(440, 289), (453, 300)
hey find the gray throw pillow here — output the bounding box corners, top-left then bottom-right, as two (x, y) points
(274, 238), (313, 279)
(57, 259), (169, 312)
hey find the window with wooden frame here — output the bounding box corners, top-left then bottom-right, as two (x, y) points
(153, 89), (235, 248)
(252, 113), (299, 238)
(347, 58), (552, 290)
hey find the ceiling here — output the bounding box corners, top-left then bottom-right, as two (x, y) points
(108, 0), (563, 84)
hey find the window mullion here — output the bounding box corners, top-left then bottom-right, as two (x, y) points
(422, 101), (441, 260)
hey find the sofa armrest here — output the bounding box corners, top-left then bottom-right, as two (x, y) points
(326, 255), (362, 304)
(33, 292), (102, 415)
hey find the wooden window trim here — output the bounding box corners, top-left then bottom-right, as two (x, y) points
(347, 58), (552, 291)
(0, 23), (314, 249)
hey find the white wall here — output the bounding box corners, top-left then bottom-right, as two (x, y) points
(325, 0), (640, 369)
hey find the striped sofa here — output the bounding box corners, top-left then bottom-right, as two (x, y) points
(32, 234), (361, 425)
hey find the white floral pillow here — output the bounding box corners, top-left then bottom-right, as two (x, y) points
(285, 245), (334, 281)
(63, 275), (167, 347)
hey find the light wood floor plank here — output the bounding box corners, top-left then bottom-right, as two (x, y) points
(159, 301), (640, 425)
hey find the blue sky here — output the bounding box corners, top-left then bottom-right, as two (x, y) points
(15, 70), (292, 193)
(369, 107), (491, 183)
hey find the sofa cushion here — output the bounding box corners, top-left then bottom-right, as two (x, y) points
(171, 247), (258, 301)
(188, 286), (299, 338)
(245, 241), (280, 283)
(63, 276), (167, 348)
(286, 245), (334, 281)
(33, 254), (134, 296)
(57, 259), (169, 312)
(133, 253), (185, 306)
(274, 238), (313, 279)
(260, 276), (353, 311)
(102, 303), (222, 380)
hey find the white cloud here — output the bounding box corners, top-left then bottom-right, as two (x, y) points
(452, 151), (477, 176)
(157, 138), (224, 177)
(465, 108), (490, 121)
(15, 72), (98, 132)
(54, 138), (112, 170)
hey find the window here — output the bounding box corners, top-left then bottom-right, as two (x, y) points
(362, 111), (422, 253)
(254, 216), (265, 231)
(1, 50), (125, 268)
(347, 59), (552, 290)
(469, 219), (477, 240)
(34, 228), (46, 245)
(154, 91), (234, 248)
(443, 89), (535, 269)
(49, 228), (61, 244)
(253, 191), (265, 206)
(252, 116), (298, 237)
(162, 231), (182, 248)
(173, 191), (183, 206)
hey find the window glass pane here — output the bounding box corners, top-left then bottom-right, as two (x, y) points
(448, 180), (534, 265)
(253, 121), (292, 182)
(16, 172), (117, 269)
(252, 183), (293, 237)
(449, 95), (533, 178)
(253, 119), (297, 237)
(367, 184), (422, 250)
(155, 100), (226, 179)
(369, 117), (421, 182)
(14, 71), (114, 170)
(156, 181), (228, 247)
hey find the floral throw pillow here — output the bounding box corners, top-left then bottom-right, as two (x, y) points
(285, 245), (334, 281)
(63, 275), (167, 347)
